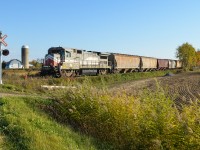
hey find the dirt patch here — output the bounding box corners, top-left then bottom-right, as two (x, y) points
(110, 72), (200, 105)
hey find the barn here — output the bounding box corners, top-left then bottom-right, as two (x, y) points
(5, 59), (23, 69)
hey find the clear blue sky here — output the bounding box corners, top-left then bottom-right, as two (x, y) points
(1, 0), (200, 61)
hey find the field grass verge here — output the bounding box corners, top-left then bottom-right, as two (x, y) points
(2, 69), (199, 149)
(0, 70), (180, 95)
(0, 96), (111, 150)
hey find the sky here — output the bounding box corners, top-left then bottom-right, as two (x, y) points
(1, 0), (200, 61)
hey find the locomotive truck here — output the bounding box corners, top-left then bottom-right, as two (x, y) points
(40, 47), (182, 77)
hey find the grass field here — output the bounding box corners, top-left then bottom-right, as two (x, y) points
(0, 97), (112, 150)
(1, 70), (200, 149)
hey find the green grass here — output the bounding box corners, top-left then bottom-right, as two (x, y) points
(2, 69), (200, 149)
(78, 70), (179, 87)
(0, 135), (6, 149)
(0, 70), (180, 95)
(0, 97), (111, 150)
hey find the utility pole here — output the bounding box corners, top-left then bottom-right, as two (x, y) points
(0, 31), (8, 84)
(0, 31), (3, 84)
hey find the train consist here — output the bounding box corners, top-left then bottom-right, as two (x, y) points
(41, 47), (182, 77)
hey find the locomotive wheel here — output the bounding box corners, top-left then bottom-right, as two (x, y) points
(55, 72), (61, 78)
(61, 70), (74, 77)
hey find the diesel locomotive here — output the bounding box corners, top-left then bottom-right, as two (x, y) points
(40, 47), (182, 77)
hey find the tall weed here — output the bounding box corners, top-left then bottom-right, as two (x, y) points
(49, 81), (200, 149)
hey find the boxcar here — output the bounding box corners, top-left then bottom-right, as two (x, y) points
(169, 60), (176, 69)
(140, 56), (157, 71)
(108, 53), (140, 73)
(176, 60), (182, 68)
(157, 59), (169, 70)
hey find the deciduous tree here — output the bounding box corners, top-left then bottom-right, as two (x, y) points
(29, 59), (42, 69)
(196, 50), (200, 66)
(176, 43), (197, 70)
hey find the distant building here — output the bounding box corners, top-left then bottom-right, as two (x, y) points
(5, 59), (23, 69)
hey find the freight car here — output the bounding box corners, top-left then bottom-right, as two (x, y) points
(41, 47), (182, 77)
(157, 59), (169, 70)
(169, 60), (176, 69)
(176, 60), (182, 68)
(108, 53), (140, 73)
(140, 56), (158, 71)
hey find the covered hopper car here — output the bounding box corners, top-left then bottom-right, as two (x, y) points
(169, 60), (176, 69)
(108, 53), (140, 73)
(176, 60), (182, 68)
(41, 47), (182, 77)
(140, 56), (157, 71)
(157, 59), (169, 70)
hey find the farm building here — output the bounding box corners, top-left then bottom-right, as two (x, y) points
(5, 59), (23, 69)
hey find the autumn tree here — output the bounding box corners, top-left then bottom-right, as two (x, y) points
(176, 43), (197, 70)
(29, 59), (42, 69)
(196, 50), (200, 66)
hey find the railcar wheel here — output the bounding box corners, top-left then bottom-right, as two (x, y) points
(61, 70), (74, 77)
(113, 69), (120, 74)
(99, 69), (107, 75)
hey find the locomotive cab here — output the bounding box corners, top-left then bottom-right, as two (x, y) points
(44, 47), (73, 66)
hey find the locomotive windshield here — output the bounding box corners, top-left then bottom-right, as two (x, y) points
(65, 51), (71, 57)
(48, 49), (63, 54)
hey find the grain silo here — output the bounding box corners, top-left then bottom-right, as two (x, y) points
(21, 45), (29, 69)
